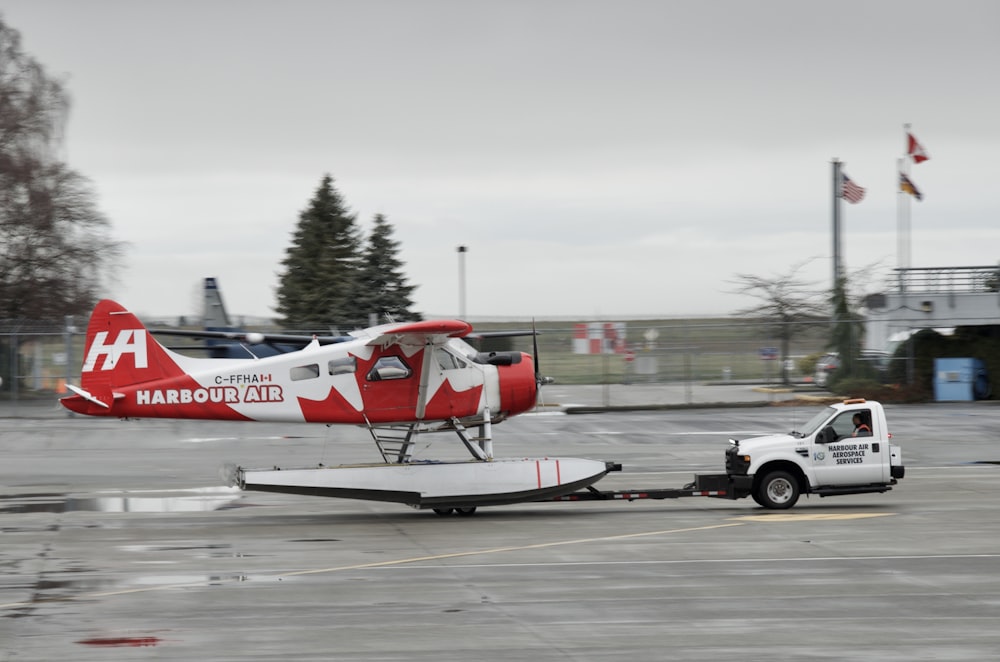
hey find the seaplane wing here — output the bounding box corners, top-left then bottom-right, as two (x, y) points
(150, 278), (537, 357)
(150, 327), (352, 348)
(364, 319), (473, 348)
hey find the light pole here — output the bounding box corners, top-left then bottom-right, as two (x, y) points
(457, 245), (467, 319)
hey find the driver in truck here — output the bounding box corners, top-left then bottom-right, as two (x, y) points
(852, 413), (872, 437)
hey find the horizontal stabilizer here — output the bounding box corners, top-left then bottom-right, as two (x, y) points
(66, 384), (121, 409)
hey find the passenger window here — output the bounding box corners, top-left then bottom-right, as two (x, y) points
(367, 356), (412, 381)
(328, 357), (357, 376)
(290, 364), (320, 381)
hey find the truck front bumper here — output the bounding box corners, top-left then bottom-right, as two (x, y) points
(694, 473), (754, 499)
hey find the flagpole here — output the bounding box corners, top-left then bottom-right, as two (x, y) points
(896, 157), (905, 292)
(904, 124), (912, 273)
(899, 125), (913, 383)
(832, 158), (842, 289)
(899, 124), (912, 283)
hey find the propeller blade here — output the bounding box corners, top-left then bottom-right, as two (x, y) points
(531, 320), (555, 386)
(532, 318), (540, 384)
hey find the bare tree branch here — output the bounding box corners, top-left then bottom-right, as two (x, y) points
(728, 259), (829, 384)
(0, 16), (123, 321)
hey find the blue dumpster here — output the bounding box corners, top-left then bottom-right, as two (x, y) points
(934, 358), (989, 401)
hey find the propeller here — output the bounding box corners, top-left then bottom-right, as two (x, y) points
(532, 318), (540, 384)
(530, 319), (556, 411)
(532, 319), (554, 390)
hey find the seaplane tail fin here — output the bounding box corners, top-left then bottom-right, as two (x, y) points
(62, 300), (187, 414)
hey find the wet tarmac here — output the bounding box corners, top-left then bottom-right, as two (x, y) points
(2, 390), (1000, 660)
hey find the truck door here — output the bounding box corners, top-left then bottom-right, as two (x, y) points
(811, 408), (886, 485)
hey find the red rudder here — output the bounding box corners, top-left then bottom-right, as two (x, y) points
(62, 300), (186, 414)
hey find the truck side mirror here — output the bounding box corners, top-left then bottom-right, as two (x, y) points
(817, 426), (836, 444)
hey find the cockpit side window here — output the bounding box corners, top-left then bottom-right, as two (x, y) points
(366, 355), (412, 381)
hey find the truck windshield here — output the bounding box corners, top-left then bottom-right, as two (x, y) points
(795, 406), (836, 438)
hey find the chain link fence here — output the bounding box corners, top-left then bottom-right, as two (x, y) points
(499, 319), (840, 385)
(1, 317), (917, 402)
(0, 317), (82, 403)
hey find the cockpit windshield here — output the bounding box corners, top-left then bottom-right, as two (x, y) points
(449, 338), (480, 362)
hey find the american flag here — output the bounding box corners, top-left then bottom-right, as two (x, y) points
(841, 172), (865, 204)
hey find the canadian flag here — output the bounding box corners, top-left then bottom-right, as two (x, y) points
(907, 133), (929, 164)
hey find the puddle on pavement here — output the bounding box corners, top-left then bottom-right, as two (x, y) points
(77, 636), (162, 647)
(128, 573), (249, 586)
(0, 487), (243, 514)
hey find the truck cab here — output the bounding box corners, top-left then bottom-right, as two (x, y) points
(725, 399), (905, 509)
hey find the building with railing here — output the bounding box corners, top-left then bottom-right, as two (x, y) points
(865, 265), (1000, 352)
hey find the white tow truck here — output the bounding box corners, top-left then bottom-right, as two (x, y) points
(709, 397), (904, 509)
(235, 399), (904, 513)
(552, 398), (905, 510)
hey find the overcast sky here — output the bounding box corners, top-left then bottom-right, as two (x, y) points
(4, 0), (999, 321)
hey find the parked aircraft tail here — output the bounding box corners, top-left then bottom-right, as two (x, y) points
(200, 277), (289, 358)
(202, 276), (233, 331)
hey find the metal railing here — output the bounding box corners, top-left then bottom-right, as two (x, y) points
(894, 266), (1000, 294)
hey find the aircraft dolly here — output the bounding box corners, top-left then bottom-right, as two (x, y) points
(544, 472), (748, 504)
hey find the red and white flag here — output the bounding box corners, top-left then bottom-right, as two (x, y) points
(907, 133), (930, 164)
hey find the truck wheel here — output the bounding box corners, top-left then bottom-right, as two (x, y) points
(755, 470), (800, 509)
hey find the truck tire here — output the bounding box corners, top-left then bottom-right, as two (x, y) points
(755, 470), (800, 509)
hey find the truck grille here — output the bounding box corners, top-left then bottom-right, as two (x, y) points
(726, 446), (750, 475)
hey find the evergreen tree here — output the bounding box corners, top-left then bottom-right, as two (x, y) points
(275, 175), (363, 330)
(827, 268), (890, 388)
(358, 214), (421, 323)
(829, 276), (861, 379)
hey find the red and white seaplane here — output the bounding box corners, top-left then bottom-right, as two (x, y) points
(61, 299), (611, 514)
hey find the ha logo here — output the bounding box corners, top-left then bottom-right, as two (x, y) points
(82, 330), (148, 372)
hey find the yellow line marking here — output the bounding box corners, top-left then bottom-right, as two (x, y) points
(0, 521), (744, 610)
(281, 521), (746, 578)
